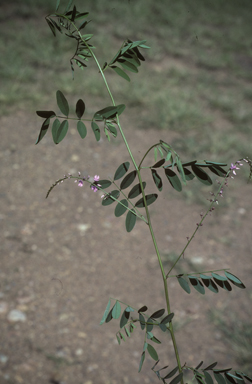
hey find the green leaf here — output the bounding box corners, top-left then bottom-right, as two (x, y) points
(204, 371), (214, 384)
(139, 313), (145, 330)
(165, 169), (182, 192)
(195, 361), (204, 370)
(170, 372), (184, 384)
(212, 273), (227, 281)
(56, 90), (69, 116)
(135, 194), (158, 208)
(150, 309), (165, 319)
(125, 209), (137, 232)
(106, 122), (117, 138)
(154, 147), (158, 161)
(214, 373), (226, 384)
(94, 104), (126, 120)
(183, 167), (195, 181)
(114, 199), (128, 217)
(225, 373), (242, 384)
(119, 331), (126, 342)
(98, 180), (112, 189)
(116, 334), (121, 345)
(125, 306), (134, 312)
(118, 59), (138, 73)
(159, 323), (167, 332)
(209, 165), (227, 177)
(76, 99), (85, 118)
(112, 301), (121, 319)
(55, 0), (60, 11)
(64, 0), (73, 13)
(176, 159), (187, 184)
(147, 344), (159, 361)
(120, 171), (137, 190)
(120, 309), (130, 328)
(102, 190), (120, 206)
(54, 120), (68, 144)
(52, 118), (60, 143)
(100, 299), (111, 325)
(151, 336), (161, 344)
(111, 66), (130, 82)
(177, 276), (191, 294)
(204, 362), (218, 370)
(91, 121), (100, 141)
(46, 18), (56, 36)
(77, 121), (87, 139)
(191, 164), (212, 186)
(188, 276), (205, 294)
(200, 275), (219, 293)
(138, 352), (145, 373)
(164, 366), (179, 379)
(128, 182), (146, 199)
(105, 308), (113, 323)
(161, 313), (174, 324)
(146, 317), (154, 332)
(151, 170), (163, 191)
(36, 110), (55, 118)
(125, 327), (131, 337)
(225, 271), (246, 289)
(114, 162), (130, 180)
(36, 119), (50, 144)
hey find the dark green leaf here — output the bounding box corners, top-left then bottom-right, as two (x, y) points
(119, 60), (138, 73)
(91, 121), (100, 141)
(191, 164), (212, 186)
(159, 323), (167, 332)
(214, 373), (226, 384)
(204, 371), (214, 384)
(125, 306), (134, 312)
(46, 18), (56, 36)
(204, 362), (218, 371)
(120, 171), (137, 190)
(64, 0), (73, 13)
(165, 169), (182, 192)
(119, 331), (126, 342)
(55, 120), (68, 144)
(52, 118), (60, 144)
(138, 352), (145, 373)
(94, 104), (126, 120)
(151, 336), (161, 344)
(111, 66), (130, 81)
(55, 0), (60, 11)
(170, 372), (184, 384)
(183, 167), (195, 181)
(105, 308), (113, 323)
(195, 361), (204, 370)
(125, 209), (136, 232)
(225, 271), (246, 288)
(106, 122), (117, 137)
(225, 373), (239, 384)
(177, 276), (191, 294)
(102, 190), (120, 206)
(36, 119), (50, 144)
(205, 161), (227, 166)
(161, 313), (174, 324)
(241, 374), (252, 383)
(114, 199), (128, 217)
(75, 12), (89, 20)
(114, 162), (130, 180)
(150, 309), (165, 319)
(128, 182), (146, 199)
(138, 306), (148, 313)
(77, 121), (87, 139)
(188, 276), (205, 294)
(120, 309), (130, 328)
(209, 165), (227, 177)
(100, 299), (111, 325)
(214, 369), (232, 374)
(36, 110), (55, 118)
(164, 366), (179, 379)
(234, 372), (246, 384)
(146, 317), (154, 332)
(76, 99), (85, 118)
(135, 194), (158, 208)
(200, 275), (219, 293)
(116, 334), (121, 345)
(125, 327), (130, 337)
(139, 313), (145, 330)
(212, 273), (227, 281)
(152, 159), (166, 168)
(71, 5), (76, 21)
(151, 170), (163, 191)
(98, 180), (112, 189)
(56, 90), (69, 116)
(147, 344), (159, 361)
(112, 301), (121, 319)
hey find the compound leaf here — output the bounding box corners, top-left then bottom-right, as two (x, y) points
(125, 209), (137, 232)
(77, 121), (87, 139)
(114, 162), (130, 180)
(56, 90), (69, 116)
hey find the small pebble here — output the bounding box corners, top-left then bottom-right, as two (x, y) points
(7, 309), (27, 322)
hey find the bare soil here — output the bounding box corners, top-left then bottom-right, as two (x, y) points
(0, 103), (251, 384)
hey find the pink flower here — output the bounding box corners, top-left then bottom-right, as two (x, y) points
(230, 163), (239, 175)
(91, 175), (100, 192)
(78, 180), (84, 187)
(94, 175), (100, 181)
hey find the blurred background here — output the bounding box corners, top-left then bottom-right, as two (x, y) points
(0, 0), (252, 383)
